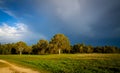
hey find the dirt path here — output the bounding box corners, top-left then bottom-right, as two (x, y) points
(0, 59), (39, 73)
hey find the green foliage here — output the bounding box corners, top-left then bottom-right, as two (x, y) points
(0, 41), (31, 55)
(32, 39), (49, 54)
(72, 43), (93, 53)
(50, 33), (71, 54)
(48, 44), (58, 54)
(15, 41), (31, 55)
(72, 43), (85, 53)
(0, 33), (120, 55)
(0, 43), (15, 54)
(94, 46), (119, 53)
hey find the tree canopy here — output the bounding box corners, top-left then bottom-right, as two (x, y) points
(50, 34), (71, 54)
(0, 33), (120, 55)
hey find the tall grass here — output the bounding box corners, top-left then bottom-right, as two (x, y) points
(0, 54), (120, 73)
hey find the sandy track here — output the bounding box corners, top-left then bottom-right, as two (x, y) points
(0, 60), (39, 73)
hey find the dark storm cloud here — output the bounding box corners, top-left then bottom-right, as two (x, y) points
(48, 0), (120, 39)
(91, 2), (120, 38)
(0, 0), (120, 46)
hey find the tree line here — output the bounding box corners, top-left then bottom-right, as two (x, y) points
(0, 33), (120, 55)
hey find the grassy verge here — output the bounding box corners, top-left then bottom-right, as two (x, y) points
(0, 54), (120, 73)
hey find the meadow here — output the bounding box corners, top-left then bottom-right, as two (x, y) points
(0, 54), (120, 73)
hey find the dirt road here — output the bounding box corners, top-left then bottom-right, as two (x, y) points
(0, 59), (39, 73)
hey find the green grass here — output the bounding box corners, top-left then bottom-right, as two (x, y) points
(0, 54), (120, 73)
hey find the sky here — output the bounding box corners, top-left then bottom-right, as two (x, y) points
(0, 0), (120, 47)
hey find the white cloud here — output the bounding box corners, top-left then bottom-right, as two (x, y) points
(0, 23), (46, 43)
(0, 23), (26, 38)
(3, 10), (18, 18)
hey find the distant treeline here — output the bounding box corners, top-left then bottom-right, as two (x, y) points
(0, 34), (120, 55)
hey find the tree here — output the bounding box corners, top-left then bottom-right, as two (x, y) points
(32, 44), (38, 54)
(15, 41), (28, 55)
(48, 44), (58, 54)
(94, 46), (103, 53)
(85, 45), (93, 53)
(50, 34), (71, 54)
(32, 39), (49, 54)
(0, 43), (13, 55)
(24, 46), (32, 54)
(72, 43), (85, 53)
(104, 46), (118, 53)
(10, 43), (17, 54)
(5, 43), (13, 54)
(37, 39), (49, 54)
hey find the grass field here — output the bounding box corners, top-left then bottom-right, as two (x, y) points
(0, 54), (120, 73)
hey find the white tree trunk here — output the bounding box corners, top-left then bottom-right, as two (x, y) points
(20, 51), (22, 55)
(59, 49), (61, 54)
(19, 47), (23, 55)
